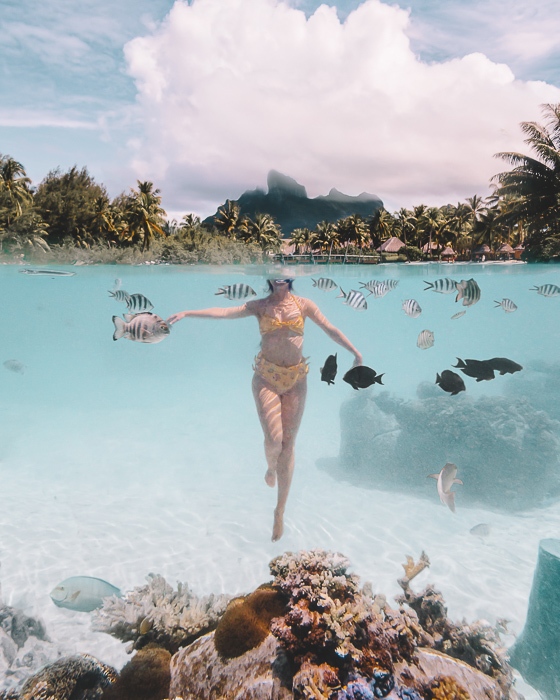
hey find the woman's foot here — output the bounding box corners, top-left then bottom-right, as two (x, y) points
(264, 469), (277, 487)
(272, 508), (284, 541)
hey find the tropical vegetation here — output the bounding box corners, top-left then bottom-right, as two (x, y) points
(1, 103), (559, 264)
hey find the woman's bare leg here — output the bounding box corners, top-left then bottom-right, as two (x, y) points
(272, 378), (307, 541)
(252, 374), (283, 487)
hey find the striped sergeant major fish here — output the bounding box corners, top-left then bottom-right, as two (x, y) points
(337, 288), (367, 310)
(112, 313), (170, 344)
(359, 280), (393, 298)
(417, 329), (434, 350)
(108, 289), (131, 303)
(424, 278), (457, 294)
(455, 278), (481, 307)
(126, 293), (154, 313)
(531, 284), (560, 297)
(311, 277), (338, 291)
(494, 298), (518, 313)
(402, 299), (422, 317)
(215, 284), (257, 300)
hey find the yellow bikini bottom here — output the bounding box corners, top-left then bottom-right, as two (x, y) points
(253, 353), (309, 395)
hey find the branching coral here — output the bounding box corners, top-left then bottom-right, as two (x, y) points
(91, 574), (231, 654)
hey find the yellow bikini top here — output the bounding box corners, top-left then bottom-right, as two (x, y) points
(259, 295), (305, 336)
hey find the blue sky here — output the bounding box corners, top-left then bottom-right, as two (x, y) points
(2, 0), (560, 218)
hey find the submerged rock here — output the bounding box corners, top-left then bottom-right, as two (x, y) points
(321, 390), (560, 511)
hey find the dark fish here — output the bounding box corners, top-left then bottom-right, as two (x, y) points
(3, 359), (25, 374)
(531, 284), (560, 297)
(112, 312), (170, 344)
(343, 365), (384, 390)
(126, 293), (154, 313)
(453, 358), (495, 382)
(424, 278), (457, 294)
(19, 268), (76, 276)
(435, 370), (466, 395)
(312, 277), (338, 291)
(320, 354), (337, 385)
(455, 278), (481, 307)
(215, 284), (257, 300)
(486, 357), (523, 375)
(337, 288), (367, 310)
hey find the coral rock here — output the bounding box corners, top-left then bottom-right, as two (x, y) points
(100, 645), (171, 700)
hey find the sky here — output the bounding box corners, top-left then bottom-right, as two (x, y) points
(2, 0), (560, 220)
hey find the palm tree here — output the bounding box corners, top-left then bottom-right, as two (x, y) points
(418, 207), (444, 256)
(0, 156), (33, 224)
(0, 212), (49, 254)
(290, 227), (314, 254)
(214, 200), (242, 238)
(125, 181), (167, 251)
(312, 221), (340, 261)
(492, 103), (560, 256)
(241, 213), (282, 252)
(369, 208), (395, 248)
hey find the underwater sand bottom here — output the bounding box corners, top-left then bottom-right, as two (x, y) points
(1, 426), (556, 698)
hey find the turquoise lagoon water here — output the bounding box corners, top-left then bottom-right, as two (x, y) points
(1, 261), (560, 692)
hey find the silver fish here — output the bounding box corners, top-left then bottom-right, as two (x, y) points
(531, 284), (560, 297)
(50, 576), (121, 612)
(451, 311), (467, 320)
(424, 278), (457, 294)
(337, 288), (367, 310)
(470, 523), (491, 537)
(494, 298), (517, 313)
(427, 462), (463, 513)
(3, 359), (25, 374)
(402, 299), (422, 317)
(417, 330), (434, 350)
(108, 289), (131, 303)
(312, 277), (338, 291)
(126, 293), (154, 313)
(384, 279), (399, 290)
(455, 278), (481, 307)
(215, 284), (257, 300)
(112, 312), (170, 343)
(19, 268), (76, 276)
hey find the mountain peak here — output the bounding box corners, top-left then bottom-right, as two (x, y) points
(267, 170), (307, 198)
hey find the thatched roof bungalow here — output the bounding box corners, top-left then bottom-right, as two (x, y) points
(497, 243), (514, 260)
(473, 243), (491, 260)
(441, 246), (457, 261)
(377, 236), (405, 253)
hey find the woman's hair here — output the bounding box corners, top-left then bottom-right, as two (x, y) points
(267, 279), (294, 292)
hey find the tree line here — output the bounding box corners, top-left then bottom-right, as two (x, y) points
(1, 103), (559, 263)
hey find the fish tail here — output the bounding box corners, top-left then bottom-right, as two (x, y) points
(375, 374), (384, 385)
(423, 281), (433, 290)
(112, 316), (126, 341)
(215, 288), (225, 295)
(311, 279), (317, 286)
(493, 300), (502, 307)
(108, 290), (116, 297)
(336, 287), (346, 299)
(453, 358), (465, 368)
(436, 373), (441, 382)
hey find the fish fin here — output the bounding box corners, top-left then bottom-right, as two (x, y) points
(311, 279), (317, 286)
(336, 287), (346, 299)
(112, 316), (126, 341)
(108, 290), (115, 297)
(427, 474), (438, 479)
(453, 479), (463, 485)
(123, 313), (135, 322)
(436, 373), (441, 382)
(215, 288), (225, 295)
(453, 358), (465, 368)
(375, 374), (384, 385)
(494, 300), (502, 307)
(423, 281), (433, 290)
(69, 590), (81, 601)
(446, 493), (456, 513)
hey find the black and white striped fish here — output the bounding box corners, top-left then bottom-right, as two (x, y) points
(112, 313), (170, 344)
(126, 293), (154, 313)
(312, 277), (338, 291)
(383, 279), (399, 291)
(424, 278), (457, 294)
(215, 284), (257, 300)
(337, 288), (367, 310)
(494, 298), (518, 313)
(455, 278), (481, 307)
(417, 330), (434, 350)
(402, 299), (422, 317)
(531, 284), (560, 297)
(359, 280), (391, 298)
(108, 289), (131, 303)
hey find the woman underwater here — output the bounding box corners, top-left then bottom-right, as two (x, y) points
(168, 277), (362, 541)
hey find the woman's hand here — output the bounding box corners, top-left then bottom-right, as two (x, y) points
(166, 311), (189, 325)
(352, 352), (363, 367)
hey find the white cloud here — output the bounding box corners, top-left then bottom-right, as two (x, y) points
(123, 0), (560, 216)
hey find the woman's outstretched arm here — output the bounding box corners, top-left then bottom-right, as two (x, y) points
(302, 298), (363, 366)
(167, 300), (258, 325)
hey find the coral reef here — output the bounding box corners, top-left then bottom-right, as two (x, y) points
(214, 584), (287, 659)
(322, 389), (560, 511)
(14, 654), (117, 700)
(91, 573), (232, 653)
(100, 645), (171, 700)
